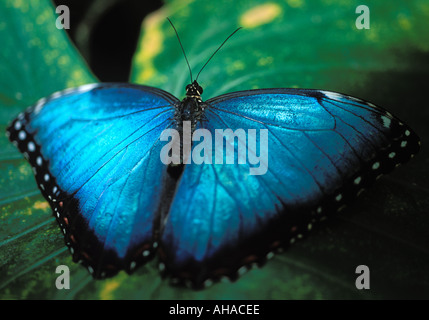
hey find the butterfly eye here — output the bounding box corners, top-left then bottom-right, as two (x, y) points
(185, 84), (191, 91)
(197, 85), (203, 95)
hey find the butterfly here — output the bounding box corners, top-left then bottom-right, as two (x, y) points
(5, 25), (420, 289)
(6, 80), (420, 288)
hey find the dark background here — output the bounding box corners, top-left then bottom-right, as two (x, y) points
(53, 0), (163, 82)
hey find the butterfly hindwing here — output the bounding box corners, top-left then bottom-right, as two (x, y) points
(159, 88), (420, 287)
(6, 83), (178, 277)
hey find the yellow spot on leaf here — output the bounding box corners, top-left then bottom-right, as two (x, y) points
(227, 60), (245, 75)
(9, 0), (28, 11)
(418, 2), (429, 16)
(100, 278), (121, 300)
(36, 8), (52, 26)
(10, 0), (22, 7)
(240, 3), (282, 28)
(18, 163), (31, 176)
(286, 0), (304, 8)
(67, 69), (87, 88)
(257, 56), (273, 66)
(58, 55), (70, 66)
(28, 37), (42, 49)
(48, 35), (60, 48)
(33, 201), (50, 211)
(398, 14), (411, 30)
(134, 10), (165, 83)
(365, 30), (379, 42)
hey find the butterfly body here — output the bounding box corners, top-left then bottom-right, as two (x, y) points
(174, 80), (207, 132)
(6, 81), (420, 288)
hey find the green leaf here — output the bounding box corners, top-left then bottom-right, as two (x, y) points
(2, 0), (429, 300)
(0, 0), (95, 299)
(131, 0), (429, 98)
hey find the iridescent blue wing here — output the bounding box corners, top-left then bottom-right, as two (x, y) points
(6, 83), (178, 278)
(159, 88), (420, 288)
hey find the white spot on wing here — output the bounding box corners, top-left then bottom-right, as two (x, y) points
(354, 176), (362, 185)
(203, 279), (213, 288)
(381, 116), (391, 128)
(28, 142), (35, 152)
(238, 266), (247, 275)
(18, 131), (26, 140)
(34, 98), (46, 114)
(372, 162), (380, 170)
(76, 83), (99, 93)
(51, 91), (62, 99)
(322, 91), (344, 101)
(266, 252), (274, 260)
(348, 96), (363, 103)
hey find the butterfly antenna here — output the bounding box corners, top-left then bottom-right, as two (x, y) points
(195, 27), (242, 82)
(167, 17), (193, 83)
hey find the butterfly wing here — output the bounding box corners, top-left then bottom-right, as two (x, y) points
(6, 83), (178, 278)
(159, 88), (420, 287)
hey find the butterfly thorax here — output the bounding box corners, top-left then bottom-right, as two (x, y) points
(174, 80), (207, 133)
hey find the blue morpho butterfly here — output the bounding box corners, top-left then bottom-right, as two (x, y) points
(6, 21), (420, 289)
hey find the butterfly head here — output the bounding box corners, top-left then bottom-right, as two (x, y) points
(185, 80), (203, 98)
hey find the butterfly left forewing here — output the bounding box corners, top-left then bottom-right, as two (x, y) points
(158, 88), (419, 288)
